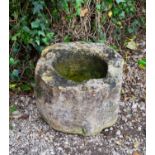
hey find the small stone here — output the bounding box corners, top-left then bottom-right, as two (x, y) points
(115, 140), (122, 145)
(11, 122), (16, 127)
(132, 103), (137, 110)
(11, 111), (22, 119)
(119, 134), (124, 138)
(110, 127), (113, 130)
(105, 129), (109, 132)
(127, 114), (131, 118)
(20, 96), (25, 102)
(116, 130), (121, 136)
(120, 126), (123, 130)
(14, 101), (18, 105)
(138, 126), (141, 131)
(98, 148), (102, 152)
(122, 116), (127, 122)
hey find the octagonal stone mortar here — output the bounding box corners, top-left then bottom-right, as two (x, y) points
(34, 42), (124, 136)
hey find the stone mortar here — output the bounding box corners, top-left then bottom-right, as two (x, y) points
(34, 42), (124, 136)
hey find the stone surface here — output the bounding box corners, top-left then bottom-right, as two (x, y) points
(34, 42), (124, 136)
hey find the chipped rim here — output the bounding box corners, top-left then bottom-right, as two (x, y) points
(35, 42), (124, 88)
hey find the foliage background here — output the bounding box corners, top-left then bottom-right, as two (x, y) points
(9, 0), (146, 93)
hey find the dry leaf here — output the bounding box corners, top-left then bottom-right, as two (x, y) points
(80, 8), (88, 17)
(19, 114), (29, 120)
(126, 40), (138, 50)
(134, 141), (140, 149)
(132, 150), (141, 155)
(108, 11), (113, 18)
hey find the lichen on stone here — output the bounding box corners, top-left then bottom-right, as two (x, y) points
(53, 52), (108, 83)
(35, 42), (124, 136)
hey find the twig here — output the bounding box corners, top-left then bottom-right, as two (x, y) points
(9, 19), (17, 23)
(45, 7), (52, 23)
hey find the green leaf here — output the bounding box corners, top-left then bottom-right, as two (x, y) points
(76, 0), (83, 6)
(11, 35), (17, 41)
(10, 69), (19, 80)
(40, 23), (46, 31)
(9, 57), (15, 65)
(9, 83), (17, 90)
(62, 0), (69, 13)
(96, 4), (101, 11)
(64, 35), (71, 42)
(12, 69), (19, 77)
(21, 83), (32, 92)
(33, 44), (43, 53)
(9, 57), (18, 66)
(9, 105), (17, 114)
(35, 38), (40, 46)
(75, 0), (83, 15)
(42, 38), (49, 45)
(11, 32), (20, 41)
(38, 31), (45, 36)
(32, 1), (45, 14)
(127, 28), (134, 33)
(119, 11), (125, 19)
(31, 19), (40, 29)
(101, 1), (113, 12)
(138, 59), (146, 69)
(116, 0), (125, 4)
(22, 26), (30, 33)
(12, 43), (20, 53)
(46, 32), (54, 39)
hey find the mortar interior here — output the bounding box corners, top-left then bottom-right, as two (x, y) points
(53, 51), (108, 83)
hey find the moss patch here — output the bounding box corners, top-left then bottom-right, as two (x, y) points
(53, 52), (108, 82)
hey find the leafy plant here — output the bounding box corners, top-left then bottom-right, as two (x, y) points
(9, 0), (146, 93)
(138, 59), (146, 69)
(10, 0), (55, 92)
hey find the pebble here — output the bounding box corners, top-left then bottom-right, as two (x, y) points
(104, 129), (109, 132)
(132, 103), (137, 110)
(138, 126), (142, 131)
(11, 111), (22, 119)
(115, 140), (122, 145)
(110, 127), (113, 130)
(116, 130), (121, 136)
(122, 116), (127, 122)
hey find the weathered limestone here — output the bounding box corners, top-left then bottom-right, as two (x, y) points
(34, 42), (124, 136)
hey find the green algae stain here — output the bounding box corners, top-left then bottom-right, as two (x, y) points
(54, 54), (108, 83)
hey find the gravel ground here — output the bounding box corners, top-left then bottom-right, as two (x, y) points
(9, 41), (146, 155)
